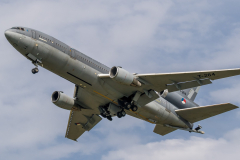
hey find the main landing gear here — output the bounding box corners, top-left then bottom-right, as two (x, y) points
(99, 93), (140, 121)
(99, 104), (126, 121)
(118, 99), (138, 112)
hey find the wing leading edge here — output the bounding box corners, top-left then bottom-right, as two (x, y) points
(137, 68), (240, 93)
(99, 68), (240, 94)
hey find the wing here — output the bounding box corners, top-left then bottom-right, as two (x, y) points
(66, 85), (147, 141)
(65, 109), (102, 141)
(153, 124), (176, 136)
(137, 68), (240, 93)
(175, 103), (238, 123)
(65, 85), (107, 141)
(99, 68), (240, 98)
(66, 110), (102, 141)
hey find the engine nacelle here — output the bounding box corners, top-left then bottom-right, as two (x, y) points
(109, 66), (141, 87)
(159, 89), (168, 98)
(51, 91), (74, 110)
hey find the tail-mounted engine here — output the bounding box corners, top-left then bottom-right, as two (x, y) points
(110, 66), (141, 87)
(51, 91), (75, 110)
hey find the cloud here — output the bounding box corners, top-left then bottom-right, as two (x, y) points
(102, 128), (240, 160)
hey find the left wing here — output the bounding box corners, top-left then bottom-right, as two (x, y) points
(99, 68), (240, 95)
(136, 68), (240, 92)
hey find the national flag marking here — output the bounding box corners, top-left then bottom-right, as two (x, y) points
(181, 98), (186, 104)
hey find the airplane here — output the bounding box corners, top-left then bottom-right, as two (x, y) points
(4, 26), (239, 141)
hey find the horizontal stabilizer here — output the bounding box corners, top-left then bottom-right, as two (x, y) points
(175, 103), (238, 123)
(153, 124), (176, 136)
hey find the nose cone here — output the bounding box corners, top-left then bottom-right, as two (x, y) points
(5, 30), (12, 40)
(4, 29), (18, 44)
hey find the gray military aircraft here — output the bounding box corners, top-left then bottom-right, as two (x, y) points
(5, 27), (239, 141)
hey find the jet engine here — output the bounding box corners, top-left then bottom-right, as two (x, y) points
(51, 91), (74, 110)
(159, 89), (168, 98)
(109, 66), (141, 87)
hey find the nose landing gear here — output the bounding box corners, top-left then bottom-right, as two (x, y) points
(31, 59), (41, 74)
(31, 67), (39, 74)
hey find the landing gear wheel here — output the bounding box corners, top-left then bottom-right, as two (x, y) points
(31, 68), (39, 74)
(32, 68), (36, 74)
(101, 113), (107, 118)
(121, 110), (126, 117)
(117, 110), (126, 118)
(131, 105), (138, 112)
(117, 112), (122, 118)
(107, 116), (112, 121)
(124, 102), (131, 110)
(35, 68), (39, 73)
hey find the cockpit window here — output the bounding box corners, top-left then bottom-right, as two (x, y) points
(11, 27), (25, 31)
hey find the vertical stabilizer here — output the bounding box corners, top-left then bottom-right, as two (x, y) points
(185, 86), (201, 101)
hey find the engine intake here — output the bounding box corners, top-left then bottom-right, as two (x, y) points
(110, 66), (141, 87)
(159, 89), (168, 98)
(51, 91), (75, 110)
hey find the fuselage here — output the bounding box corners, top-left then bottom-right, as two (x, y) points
(5, 27), (193, 129)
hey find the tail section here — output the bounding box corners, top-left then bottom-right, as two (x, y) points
(182, 86), (201, 102)
(164, 87), (201, 109)
(153, 103), (238, 136)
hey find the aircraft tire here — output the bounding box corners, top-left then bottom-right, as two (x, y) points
(35, 68), (39, 73)
(131, 105), (138, 112)
(124, 102), (131, 109)
(121, 110), (126, 117)
(107, 116), (112, 121)
(117, 112), (122, 118)
(101, 113), (107, 118)
(32, 68), (36, 74)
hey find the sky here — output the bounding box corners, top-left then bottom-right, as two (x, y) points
(0, 0), (240, 159)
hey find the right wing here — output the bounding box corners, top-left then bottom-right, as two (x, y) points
(65, 85), (107, 141)
(65, 110), (102, 141)
(175, 103), (238, 123)
(66, 85), (148, 141)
